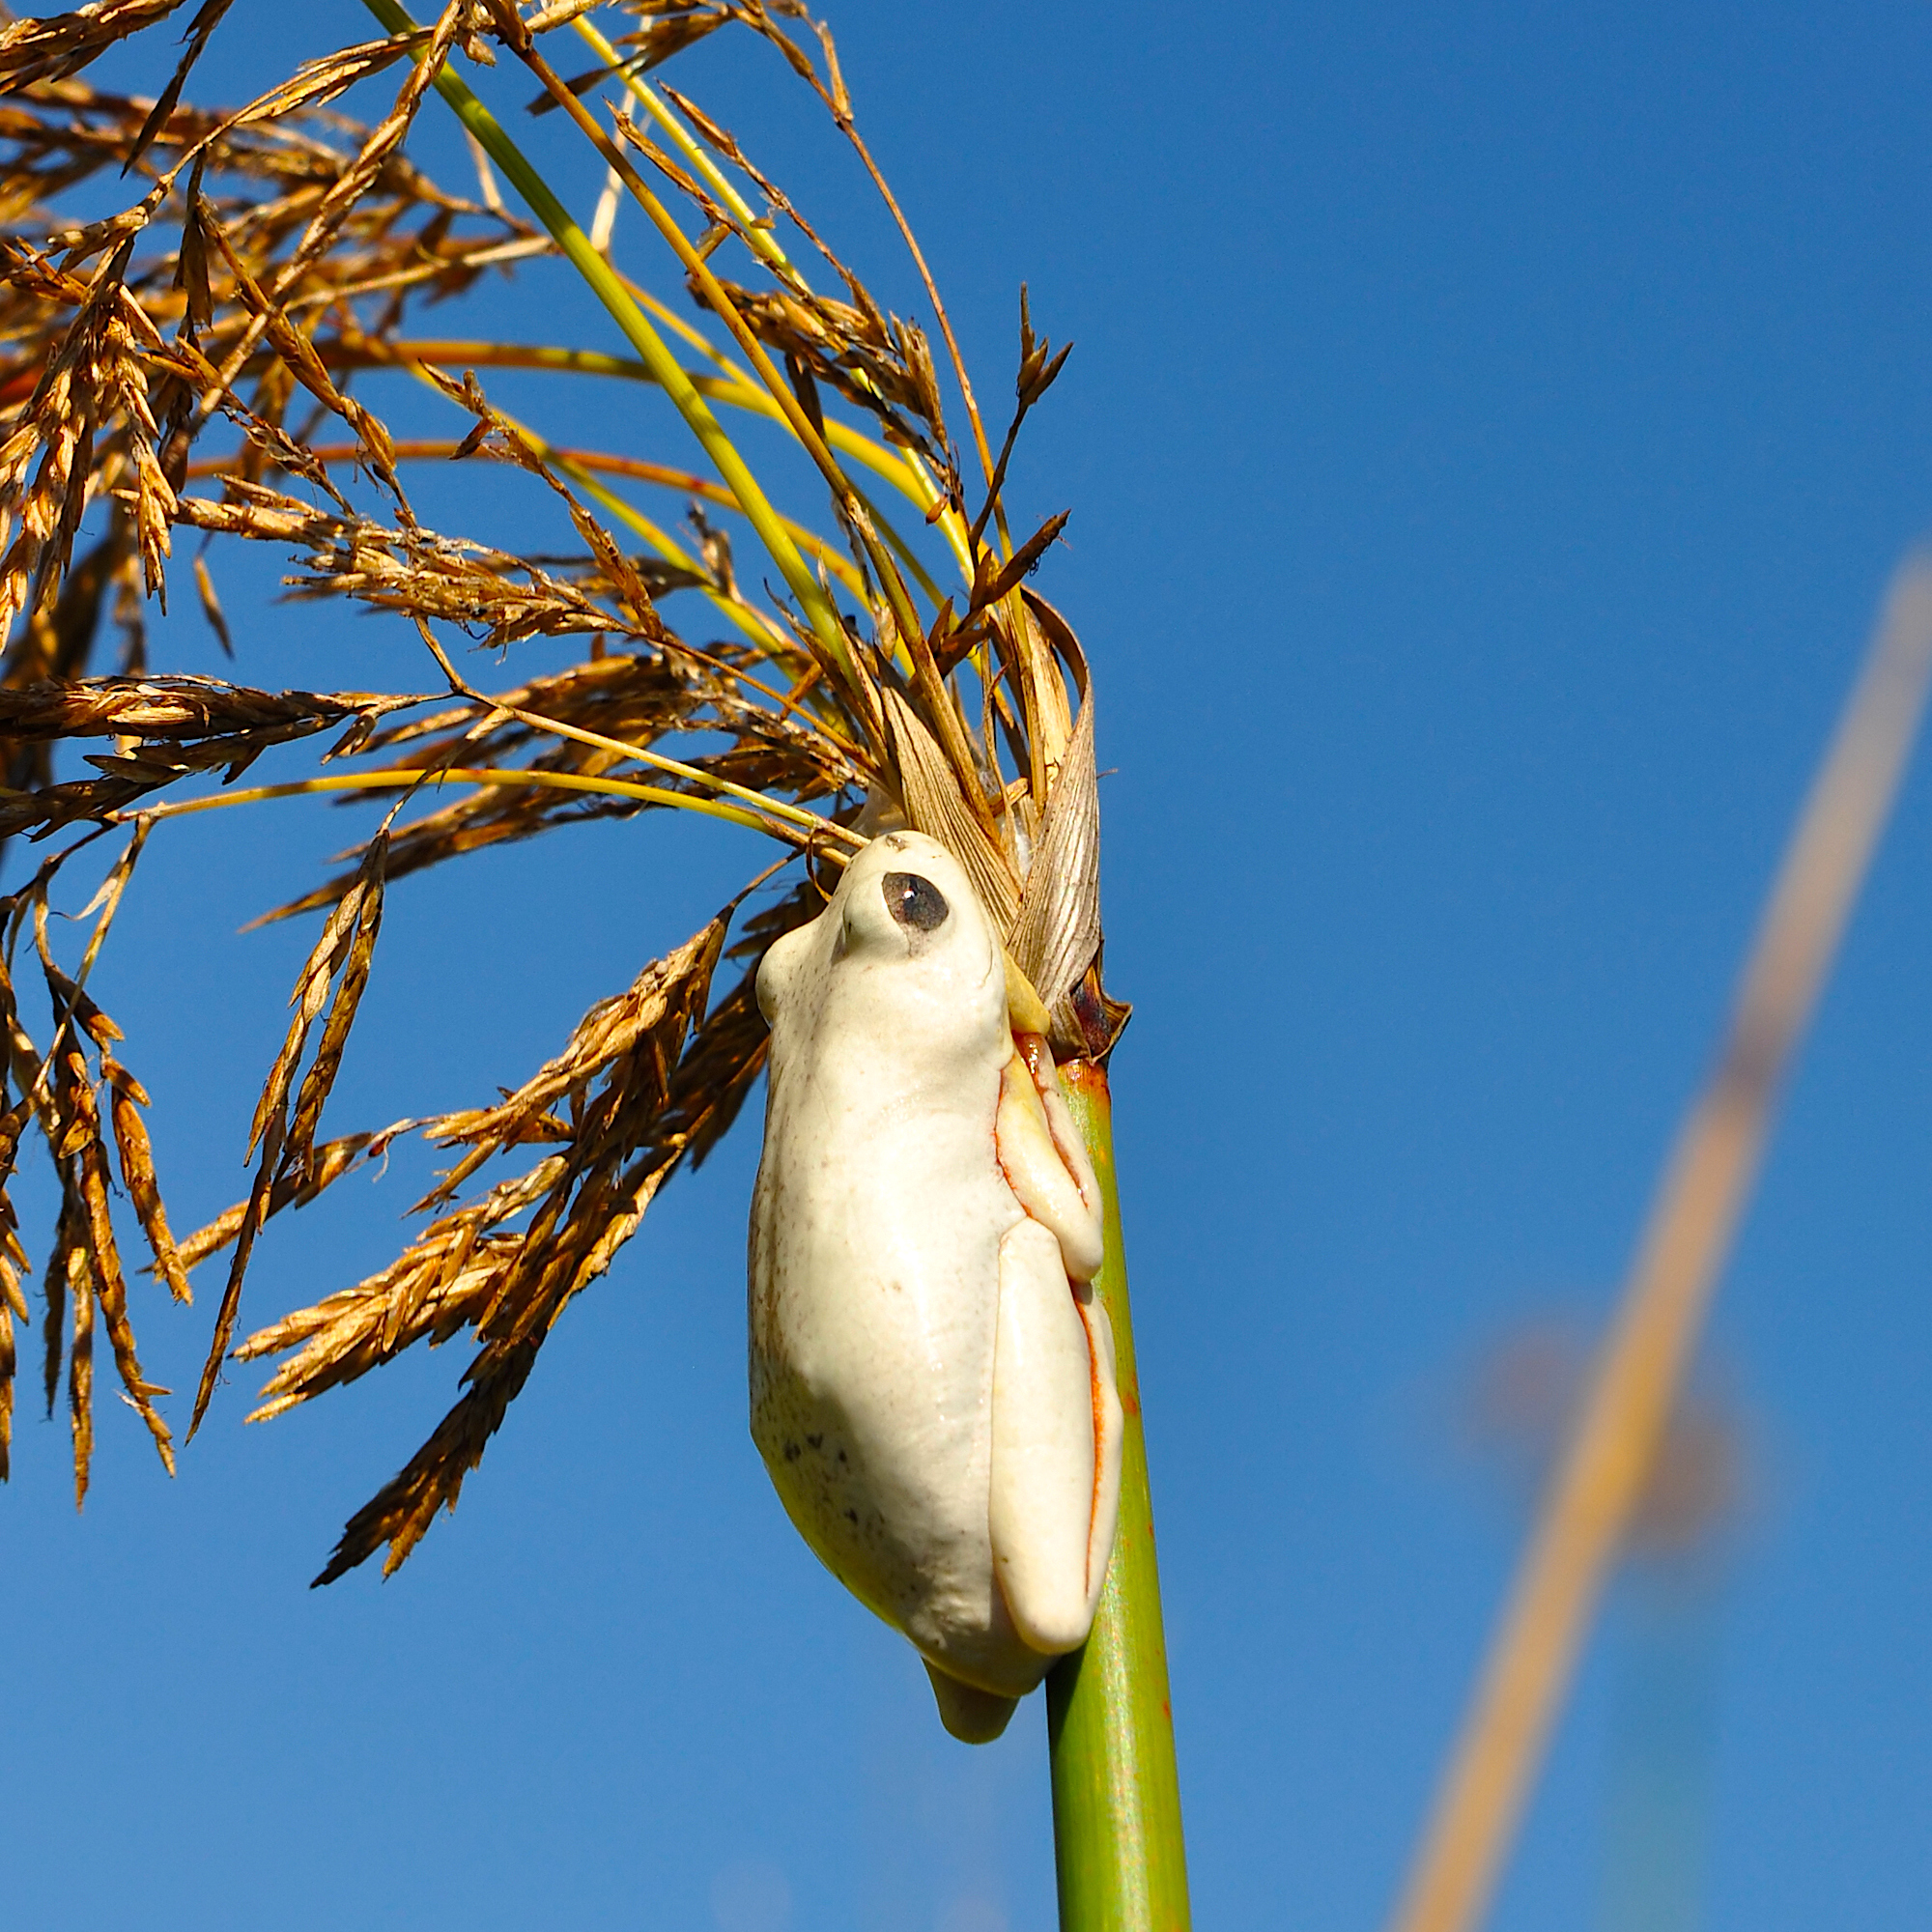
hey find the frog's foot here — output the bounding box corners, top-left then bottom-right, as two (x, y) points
(987, 1220), (1125, 1657)
(924, 1661), (1020, 1744)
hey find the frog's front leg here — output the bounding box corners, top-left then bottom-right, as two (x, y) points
(987, 1218), (1125, 1655)
(994, 1039), (1105, 1281)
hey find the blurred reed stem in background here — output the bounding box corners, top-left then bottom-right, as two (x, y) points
(1387, 551), (1932, 1932)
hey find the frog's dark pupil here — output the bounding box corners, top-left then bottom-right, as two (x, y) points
(883, 871), (949, 933)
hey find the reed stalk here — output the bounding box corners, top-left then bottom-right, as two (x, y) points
(124, 764), (845, 847)
(1050, 1062), (1191, 1932)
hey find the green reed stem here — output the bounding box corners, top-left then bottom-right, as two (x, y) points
(1050, 1062), (1191, 1932)
(125, 765), (834, 850)
(358, 0), (851, 674)
(572, 16), (801, 284)
(565, 15), (968, 588)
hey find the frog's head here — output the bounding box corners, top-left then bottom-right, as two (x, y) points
(757, 831), (1006, 1056)
(832, 830), (976, 964)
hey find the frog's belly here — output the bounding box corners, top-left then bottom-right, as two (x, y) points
(750, 1132), (1045, 1698)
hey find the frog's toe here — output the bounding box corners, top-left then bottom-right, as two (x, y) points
(924, 1661), (1019, 1744)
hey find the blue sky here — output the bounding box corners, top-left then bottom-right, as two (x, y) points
(7, 3), (1932, 1928)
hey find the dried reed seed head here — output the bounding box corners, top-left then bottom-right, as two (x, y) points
(0, 0), (191, 92)
(0, 0), (1117, 1545)
(0, 859), (188, 1493)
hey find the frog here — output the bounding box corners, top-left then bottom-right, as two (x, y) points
(749, 829), (1123, 1743)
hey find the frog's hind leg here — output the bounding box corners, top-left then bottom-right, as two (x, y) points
(988, 1218), (1122, 1656)
(924, 1661), (1020, 1743)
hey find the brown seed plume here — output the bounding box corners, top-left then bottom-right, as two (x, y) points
(0, 0), (1115, 1555)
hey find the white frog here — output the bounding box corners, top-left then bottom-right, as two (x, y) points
(749, 830), (1123, 1742)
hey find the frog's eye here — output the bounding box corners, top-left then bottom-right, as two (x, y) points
(883, 870), (950, 934)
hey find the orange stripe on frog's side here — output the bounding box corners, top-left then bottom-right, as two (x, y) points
(1013, 1031), (1052, 1075)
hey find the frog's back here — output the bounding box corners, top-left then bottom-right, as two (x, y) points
(748, 833), (1040, 1693)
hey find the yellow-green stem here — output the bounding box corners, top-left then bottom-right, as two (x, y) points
(125, 765), (835, 849)
(1050, 1062), (1191, 1932)
(567, 16), (972, 585)
(357, 0), (852, 675)
(572, 16), (801, 284)
(504, 30), (926, 660)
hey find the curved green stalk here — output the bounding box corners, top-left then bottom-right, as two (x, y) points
(564, 21), (972, 586)
(1050, 1063), (1191, 1932)
(565, 16), (969, 586)
(555, 457), (867, 600)
(357, 0), (851, 674)
(383, 355), (823, 655)
(573, 16), (800, 284)
(505, 34), (927, 660)
(127, 765), (838, 849)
